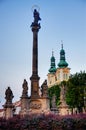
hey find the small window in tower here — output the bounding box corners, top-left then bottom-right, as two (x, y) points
(66, 74), (68, 80)
(59, 74), (60, 80)
(63, 74), (65, 80)
(58, 74), (60, 80)
(55, 76), (57, 81)
(50, 81), (51, 84)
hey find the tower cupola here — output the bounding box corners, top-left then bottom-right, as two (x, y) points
(58, 44), (68, 68)
(49, 51), (56, 73)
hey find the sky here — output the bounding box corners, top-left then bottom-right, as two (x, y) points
(0, 0), (86, 108)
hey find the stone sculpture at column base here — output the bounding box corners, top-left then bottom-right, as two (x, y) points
(20, 79), (29, 116)
(3, 104), (14, 119)
(20, 97), (30, 117)
(58, 85), (69, 115)
(29, 97), (50, 115)
(28, 80), (50, 115)
(51, 94), (58, 114)
(3, 87), (14, 119)
(58, 104), (69, 115)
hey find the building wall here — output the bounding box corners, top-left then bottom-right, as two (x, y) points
(47, 67), (70, 88)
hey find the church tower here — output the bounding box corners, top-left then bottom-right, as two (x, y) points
(47, 44), (70, 88)
(47, 51), (57, 88)
(49, 51), (56, 73)
(56, 44), (70, 84)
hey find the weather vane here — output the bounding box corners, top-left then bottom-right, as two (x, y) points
(52, 49), (54, 56)
(61, 40), (63, 49)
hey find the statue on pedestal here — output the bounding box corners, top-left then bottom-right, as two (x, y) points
(59, 84), (69, 115)
(51, 94), (58, 114)
(41, 80), (48, 97)
(51, 94), (57, 108)
(22, 79), (28, 97)
(4, 87), (14, 119)
(60, 85), (66, 101)
(5, 87), (14, 104)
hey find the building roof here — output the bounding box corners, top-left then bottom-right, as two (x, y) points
(58, 44), (68, 68)
(49, 51), (56, 73)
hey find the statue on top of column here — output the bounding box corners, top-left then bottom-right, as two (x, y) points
(34, 9), (41, 23)
(5, 87), (14, 104)
(31, 9), (41, 27)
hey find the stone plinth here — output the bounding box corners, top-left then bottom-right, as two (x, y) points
(58, 104), (69, 115)
(3, 87), (14, 119)
(28, 98), (50, 114)
(58, 94), (69, 115)
(58, 84), (69, 115)
(51, 95), (58, 114)
(3, 104), (14, 119)
(20, 79), (30, 116)
(20, 97), (30, 116)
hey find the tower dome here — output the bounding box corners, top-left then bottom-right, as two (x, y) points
(49, 51), (56, 73)
(58, 44), (68, 68)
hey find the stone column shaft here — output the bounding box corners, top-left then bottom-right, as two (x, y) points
(32, 29), (38, 75)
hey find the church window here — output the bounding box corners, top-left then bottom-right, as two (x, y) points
(66, 74), (68, 80)
(63, 74), (65, 80)
(58, 74), (60, 80)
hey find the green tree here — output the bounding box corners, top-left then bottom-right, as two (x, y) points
(66, 71), (86, 112)
(48, 85), (60, 107)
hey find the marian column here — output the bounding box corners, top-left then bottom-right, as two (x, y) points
(30, 9), (41, 98)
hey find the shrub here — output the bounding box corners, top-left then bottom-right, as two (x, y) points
(0, 113), (86, 130)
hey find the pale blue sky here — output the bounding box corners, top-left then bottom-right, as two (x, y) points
(0, 0), (86, 107)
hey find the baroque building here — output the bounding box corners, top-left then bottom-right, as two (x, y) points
(47, 44), (70, 88)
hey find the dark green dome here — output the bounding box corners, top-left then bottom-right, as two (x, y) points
(58, 44), (68, 68)
(49, 66), (56, 73)
(58, 60), (68, 68)
(49, 51), (56, 73)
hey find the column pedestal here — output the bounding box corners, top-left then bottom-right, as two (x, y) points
(20, 96), (30, 117)
(3, 104), (14, 119)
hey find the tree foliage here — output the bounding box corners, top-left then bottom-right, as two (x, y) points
(48, 85), (60, 107)
(66, 71), (86, 112)
(48, 71), (86, 112)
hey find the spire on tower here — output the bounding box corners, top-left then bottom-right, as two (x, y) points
(58, 44), (68, 68)
(52, 49), (54, 56)
(49, 50), (56, 73)
(61, 40), (63, 49)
